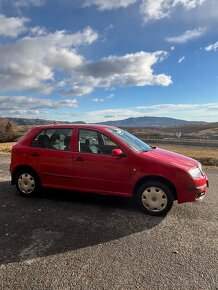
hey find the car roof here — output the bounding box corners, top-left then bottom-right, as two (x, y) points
(33, 123), (116, 130)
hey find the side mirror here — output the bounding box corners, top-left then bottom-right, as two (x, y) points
(112, 148), (123, 157)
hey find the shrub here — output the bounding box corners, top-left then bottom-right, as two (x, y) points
(0, 119), (19, 142)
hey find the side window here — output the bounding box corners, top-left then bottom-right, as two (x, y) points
(79, 129), (99, 154)
(31, 128), (72, 151)
(78, 129), (118, 155)
(102, 135), (117, 146)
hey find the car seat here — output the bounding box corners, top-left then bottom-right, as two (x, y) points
(64, 135), (71, 151)
(85, 138), (99, 153)
(38, 134), (50, 148)
(50, 133), (61, 150)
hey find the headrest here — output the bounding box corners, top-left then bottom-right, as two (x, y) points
(50, 133), (60, 142)
(38, 134), (50, 146)
(85, 138), (95, 146)
(64, 135), (71, 146)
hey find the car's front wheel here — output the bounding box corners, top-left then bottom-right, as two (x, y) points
(15, 170), (39, 197)
(135, 181), (174, 216)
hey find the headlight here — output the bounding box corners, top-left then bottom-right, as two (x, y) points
(189, 167), (202, 179)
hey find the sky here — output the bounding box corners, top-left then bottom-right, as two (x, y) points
(0, 0), (218, 123)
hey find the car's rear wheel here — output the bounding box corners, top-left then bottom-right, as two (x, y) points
(15, 170), (39, 197)
(135, 181), (174, 216)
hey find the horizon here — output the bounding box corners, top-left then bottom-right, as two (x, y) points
(0, 1), (218, 123)
(1, 115), (211, 125)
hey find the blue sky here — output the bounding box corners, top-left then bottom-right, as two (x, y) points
(0, 0), (218, 123)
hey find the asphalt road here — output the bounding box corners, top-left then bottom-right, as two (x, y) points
(0, 156), (217, 290)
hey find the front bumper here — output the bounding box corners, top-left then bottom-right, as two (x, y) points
(186, 181), (208, 191)
(177, 178), (209, 204)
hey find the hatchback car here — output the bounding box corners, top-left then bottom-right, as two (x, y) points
(10, 124), (208, 216)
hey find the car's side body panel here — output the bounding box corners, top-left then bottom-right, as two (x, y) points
(10, 124), (208, 205)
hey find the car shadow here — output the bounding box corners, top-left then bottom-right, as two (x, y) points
(0, 181), (164, 264)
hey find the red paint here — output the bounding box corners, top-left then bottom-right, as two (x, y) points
(10, 124), (208, 204)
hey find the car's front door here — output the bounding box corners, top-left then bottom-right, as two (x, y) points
(71, 128), (132, 196)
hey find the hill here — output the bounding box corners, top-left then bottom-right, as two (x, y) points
(0, 117), (85, 126)
(0, 116), (207, 127)
(97, 116), (206, 127)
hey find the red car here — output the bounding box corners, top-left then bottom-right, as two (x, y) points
(10, 124), (208, 216)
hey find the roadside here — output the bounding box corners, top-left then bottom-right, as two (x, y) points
(0, 157), (217, 290)
(1, 142), (218, 168)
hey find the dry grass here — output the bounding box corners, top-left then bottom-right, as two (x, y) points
(0, 142), (16, 155)
(0, 142), (217, 167)
(159, 145), (218, 167)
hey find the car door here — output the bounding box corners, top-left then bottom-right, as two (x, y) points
(29, 128), (74, 189)
(71, 128), (132, 196)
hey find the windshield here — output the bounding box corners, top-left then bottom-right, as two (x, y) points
(108, 128), (152, 153)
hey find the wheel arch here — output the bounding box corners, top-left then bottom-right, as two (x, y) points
(12, 165), (40, 185)
(133, 175), (178, 201)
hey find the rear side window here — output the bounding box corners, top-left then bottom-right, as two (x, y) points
(31, 128), (72, 151)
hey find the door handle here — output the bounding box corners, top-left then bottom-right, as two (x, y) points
(31, 153), (40, 157)
(75, 157), (85, 161)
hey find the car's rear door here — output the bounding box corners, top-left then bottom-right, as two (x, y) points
(29, 128), (74, 189)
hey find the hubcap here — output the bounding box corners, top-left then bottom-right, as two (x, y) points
(141, 187), (167, 212)
(18, 173), (35, 194)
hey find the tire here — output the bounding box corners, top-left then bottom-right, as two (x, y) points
(135, 181), (174, 216)
(15, 170), (40, 197)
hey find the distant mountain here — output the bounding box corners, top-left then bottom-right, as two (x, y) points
(0, 116), (207, 127)
(97, 116), (206, 127)
(0, 117), (85, 126)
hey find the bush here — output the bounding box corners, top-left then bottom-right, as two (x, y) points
(0, 119), (19, 142)
(197, 157), (218, 167)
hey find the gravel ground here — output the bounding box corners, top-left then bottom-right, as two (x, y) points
(0, 155), (217, 290)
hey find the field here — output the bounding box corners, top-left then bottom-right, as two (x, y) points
(0, 142), (217, 167)
(159, 144), (218, 167)
(0, 142), (16, 155)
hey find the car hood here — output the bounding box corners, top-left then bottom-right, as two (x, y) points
(140, 148), (199, 171)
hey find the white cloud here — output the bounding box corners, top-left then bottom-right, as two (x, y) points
(204, 41), (218, 52)
(0, 96), (78, 117)
(9, 0), (45, 8)
(105, 93), (114, 99)
(2, 98), (217, 122)
(0, 22), (171, 96)
(81, 103), (218, 123)
(178, 56), (185, 63)
(30, 26), (47, 36)
(140, 0), (206, 23)
(0, 14), (28, 37)
(60, 26), (98, 46)
(91, 94), (114, 102)
(166, 27), (206, 44)
(83, 0), (138, 10)
(92, 98), (104, 102)
(63, 51), (172, 95)
(62, 85), (94, 96)
(0, 27), (98, 93)
(82, 0), (210, 25)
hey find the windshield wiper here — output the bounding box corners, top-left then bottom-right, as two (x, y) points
(140, 146), (155, 152)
